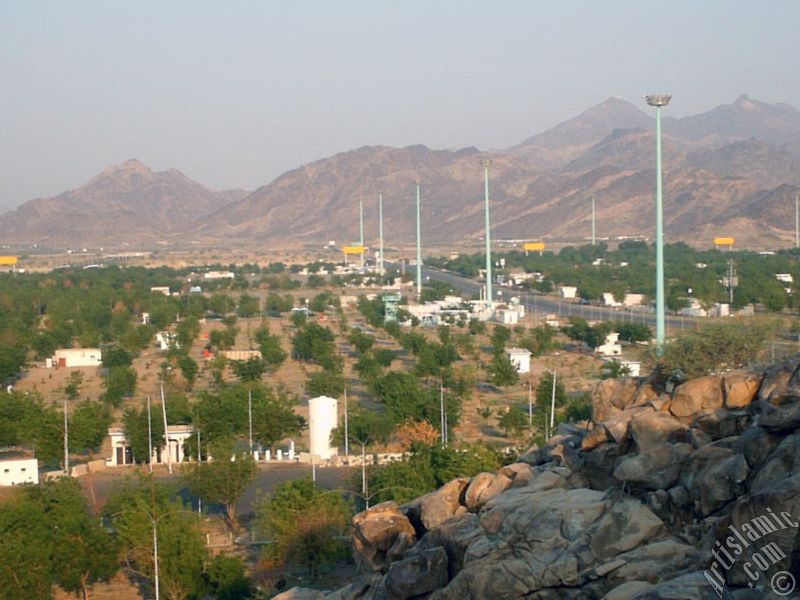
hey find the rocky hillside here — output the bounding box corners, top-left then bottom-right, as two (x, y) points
(0, 159), (232, 245)
(280, 356), (800, 599)
(3, 96), (800, 248)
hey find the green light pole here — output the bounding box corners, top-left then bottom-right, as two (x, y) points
(483, 160), (493, 315)
(415, 182), (422, 297)
(646, 94), (671, 354)
(378, 192), (384, 277)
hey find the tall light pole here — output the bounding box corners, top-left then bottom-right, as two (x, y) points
(795, 192), (799, 249)
(591, 195), (596, 246)
(483, 160), (493, 315)
(359, 198), (365, 268)
(378, 192), (384, 278)
(645, 94), (671, 354)
(63, 397), (69, 476)
(416, 182), (423, 298)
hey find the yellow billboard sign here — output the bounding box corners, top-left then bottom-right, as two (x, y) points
(0, 256), (18, 266)
(714, 237), (735, 247)
(342, 245), (366, 255)
(523, 242), (545, 252)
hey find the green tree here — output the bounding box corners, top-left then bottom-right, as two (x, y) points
(183, 445), (256, 530)
(230, 356), (267, 382)
(205, 554), (253, 600)
(254, 326), (287, 368)
(105, 475), (208, 600)
(535, 371), (566, 408)
(255, 478), (351, 576)
(488, 352), (519, 387)
(497, 406), (529, 437)
(101, 365), (137, 406)
(122, 401), (165, 464)
(63, 370), (83, 400)
(306, 369), (345, 397)
(69, 400), (112, 455)
(490, 324), (512, 353)
(178, 354), (198, 389)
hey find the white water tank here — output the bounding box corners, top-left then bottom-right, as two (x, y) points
(308, 396), (338, 460)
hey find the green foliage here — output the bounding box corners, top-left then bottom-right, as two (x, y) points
(104, 474), (208, 600)
(63, 370), (83, 399)
(368, 444), (503, 505)
(256, 478), (352, 576)
(0, 478), (118, 600)
(497, 406), (529, 437)
(369, 371), (461, 430)
(254, 325), (287, 368)
(373, 347), (396, 367)
(101, 345), (133, 369)
(309, 291), (339, 313)
(356, 295), (385, 328)
(236, 293), (259, 318)
(265, 293), (294, 313)
(175, 316), (201, 349)
(600, 360), (632, 379)
(535, 371), (567, 408)
(306, 369), (345, 397)
(518, 325), (558, 356)
(348, 328), (375, 354)
(468, 319), (486, 335)
(230, 356), (267, 382)
(331, 407), (395, 448)
(192, 384), (304, 450)
(123, 400), (165, 464)
(206, 554), (253, 600)
(564, 393), (593, 423)
(657, 320), (776, 378)
(101, 365), (137, 406)
(488, 352), (519, 387)
(178, 354), (198, 388)
(292, 322), (337, 369)
(69, 400), (112, 454)
(183, 445), (257, 529)
(490, 324), (512, 353)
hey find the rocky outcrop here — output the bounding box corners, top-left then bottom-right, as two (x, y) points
(285, 356), (800, 599)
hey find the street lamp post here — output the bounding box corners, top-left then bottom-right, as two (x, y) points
(483, 160), (493, 316)
(645, 94), (671, 354)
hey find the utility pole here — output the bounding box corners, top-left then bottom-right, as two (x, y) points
(360, 198), (365, 268)
(416, 181), (423, 298)
(343, 386), (349, 463)
(440, 381), (445, 447)
(527, 380), (533, 431)
(550, 368), (557, 431)
(378, 192), (384, 277)
(645, 94), (672, 355)
(795, 193), (799, 249)
(483, 160), (493, 315)
(147, 396), (153, 474)
(160, 384), (172, 474)
(63, 397), (69, 476)
(591, 195), (596, 246)
(248, 389), (253, 457)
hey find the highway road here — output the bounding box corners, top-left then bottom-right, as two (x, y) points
(403, 263), (697, 333)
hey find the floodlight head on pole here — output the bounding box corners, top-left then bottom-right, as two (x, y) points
(645, 95), (672, 107)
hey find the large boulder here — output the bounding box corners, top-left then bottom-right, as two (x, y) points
(464, 472), (512, 512)
(749, 430), (800, 493)
(593, 378), (641, 422)
(416, 478), (469, 530)
(681, 444), (749, 516)
(603, 407), (653, 444)
(352, 501), (417, 573)
(407, 514), (483, 578)
(722, 370), (761, 409)
(630, 411), (687, 452)
(758, 396), (800, 433)
(670, 376), (723, 420)
(273, 589), (329, 600)
(757, 357), (800, 403)
(384, 546), (449, 599)
(614, 443), (693, 490)
(590, 498), (665, 561)
(629, 571), (713, 599)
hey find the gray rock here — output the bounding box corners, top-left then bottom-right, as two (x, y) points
(464, 472), (511, 512)
(732, 426), (776, 471)
(385, 546), (449, 599)
(614, 443), (691, 490)
(274, 588), (329, 600)
(604, 581), (653, 599)
(750, 431), (800, 492)
(629, 571), (714, 599)
(758, 397), (800, 433)
(352, 502), (417, 573)
(757, 357), (800, 403)
(418, 478), (469, 530)
(590, 498), (665, 561)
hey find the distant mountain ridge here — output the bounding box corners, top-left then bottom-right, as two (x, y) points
(2, 96), (800, 249)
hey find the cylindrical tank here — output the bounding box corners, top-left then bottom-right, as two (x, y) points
(309, 396), (339, 459)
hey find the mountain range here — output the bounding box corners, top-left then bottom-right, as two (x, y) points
(2, 95), (800, 249)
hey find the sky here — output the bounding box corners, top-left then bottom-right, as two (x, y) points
(1, 1), (799, 211)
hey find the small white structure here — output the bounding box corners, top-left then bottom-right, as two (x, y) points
(51, 348), (102, 368)
(155, 331), (179, 351)
(620, 360), (641, 377)
(495, 307), (519, 325)
(596, 332), (622, 357)
(678, 298), (707, 318)
(220, 349), (262, 361)
(204, 271), (235, 280)
(108, 424), (195, 466)
(623, 294), (646, 307)
(776, 274), (793, 284)
(602, 293), (621, 307)
(712, 303), (730, 317)
(308, 396), (338, 460)
(559, 286), (578, 299)
(0, 454), (38, 486)
(506, 347), (532, 374)
(150, 286), (171, 296)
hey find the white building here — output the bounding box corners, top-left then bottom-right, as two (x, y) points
(50, 348), (102, 368)
(602, 293), (621, 307)
(0, 454), (38, 486)
(623, 294), (646, 307)
(107, 424), (195, 467)
(308, 396), (338, 461)
(155, 331), (179, 351)
(220, 349), (262, 361)
(596, 332), (622, 357)
(506, 347), (532, 374)
(150, 286), (171, 296)
(559, 286), (578, 299)
(204, 271), (235, 280)
(495, 307), (519, 325)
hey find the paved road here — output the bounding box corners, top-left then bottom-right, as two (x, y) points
(410, 263), (697, 332)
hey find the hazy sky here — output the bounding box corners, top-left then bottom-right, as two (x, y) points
(2, 1), (798, 211)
